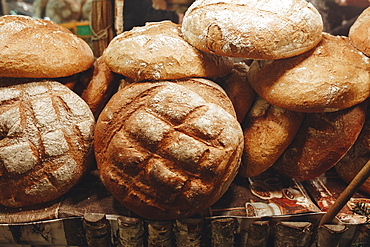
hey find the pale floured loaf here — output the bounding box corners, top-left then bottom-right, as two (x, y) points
(239, 97), (305, 178)
(0, 15), (94, 78)
(248, 33), (370, 113)
(0, 80), (95, 207)
(181, 0), (323, 60)
(94, 78), (244, 220)
(349, 7), (370, 57)
(102, 21), (234, 81)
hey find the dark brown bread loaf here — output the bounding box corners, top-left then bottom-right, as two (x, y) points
(181, 0), (323, 59)
(0, 80), (95, 207)
(358, 104), (370, 149)
(239, 97), (305, 178)
(273, 101), (368, 181)
(94, 78), (244, 220)
(103, 21), (234, 81)
(81, 56), (121, 119)
(215, 62), (256, 123)
(0, 15), (94, 78)
(349, 7), (370, 57)
(248, 33), (370, 113)
(335, 124), (370, 195)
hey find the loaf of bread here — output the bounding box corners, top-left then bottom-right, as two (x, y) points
(54, 73), (82, 93)
(181, 0), (323, 60)
(0, 80), (95, 208)
(102, 21), (234, 81)
(336, 145), (370, 195)
(81, 56), (121, 118)
(358, 104), (370, 149)
(273, 101), (368, 181)
(349, 7), (370, 57)
(239, 97), (305, 178)
(94, 78), (244, 220)
(0, 15), (94, 78)
(215, 62), (255, 123)
(248, 33), (370, 113)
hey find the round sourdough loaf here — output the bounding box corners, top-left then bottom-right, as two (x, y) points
(248, 33), (370, 113)
(181, 0), (323, 60)
(272, 101), (368, 181)
(0, 80), (95, 208)
(94, 78), (244, 220)
(349, 7), (370, 57)
(0, 15), (94, 78)
(239, 97), (305, 178)
(102, 21), (234, 81)
(215, 62), (255, 123)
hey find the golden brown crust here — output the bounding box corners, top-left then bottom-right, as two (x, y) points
(175, 77), (238, 119)
(239, 97), (305, 178)
(349, 7), (370, 57)
(94, 78), (243, 220)
(0, 81), (95, 207)
(273, 101), (368, 181)
(103, 21), (234, 81)
(181, 0), (323, 59)
(0, 15), (94, 78)
(248, 33), (370, 113)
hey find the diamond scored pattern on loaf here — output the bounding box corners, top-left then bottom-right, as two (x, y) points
(149, 85), (206, 121)
(0, 142), (36, 174)
(50, 156), (79, 187)
(126, 110), (171, 145)
(112, 88), (234, 175)
(167, 133), (207, 167)
(112, 104), (228, 197)
(0, 107), (22, 138)
(0, 81), (95, 207)
(96, 80), (244, 220)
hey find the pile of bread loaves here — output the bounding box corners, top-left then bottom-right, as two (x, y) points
(0, 0), (369, 221)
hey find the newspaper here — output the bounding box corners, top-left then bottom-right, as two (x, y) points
(211, 168), (321, 218)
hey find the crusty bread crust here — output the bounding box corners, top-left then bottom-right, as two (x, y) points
(273, 101), (368, 181)
(216, 62), (255, 123)
(335, 130), (370, 195)
(349, 7), (370, 57)
(0, 81), (95, 207)
(94, 78), (244, 220)
(81, 56), (121, 119)
(181, 0), (323, 59)
(239, 97), (305, 178)
(103, 21), (234, 81)
(358, 104), (370, 149)
(0, 15), (94, 78)
(248, 33), (370, 113)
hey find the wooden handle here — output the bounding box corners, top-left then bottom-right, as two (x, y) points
(319, 159), (370, 226)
